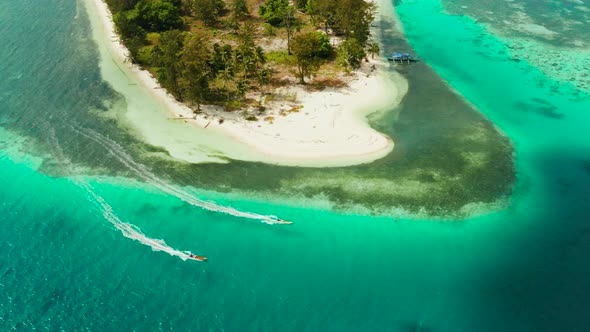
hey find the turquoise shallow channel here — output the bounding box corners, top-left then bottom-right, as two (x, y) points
(1, 0), (590, 331)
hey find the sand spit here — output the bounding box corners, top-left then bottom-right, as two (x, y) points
(83, 0), (407, 167)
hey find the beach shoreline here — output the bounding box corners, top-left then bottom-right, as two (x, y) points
(83, 0), (407, 167)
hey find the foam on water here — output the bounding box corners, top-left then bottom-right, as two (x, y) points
(45, 126), (202, 261)
(80, 181), (196, 261)
(72, 126), (286, 224)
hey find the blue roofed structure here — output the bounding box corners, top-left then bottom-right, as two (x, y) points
(387, 52), (419, 63)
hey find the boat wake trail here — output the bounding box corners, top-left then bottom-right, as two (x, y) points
(81, 182), (194, 261)
(46, 127), (200, 262)
(73, 126), (283, 224)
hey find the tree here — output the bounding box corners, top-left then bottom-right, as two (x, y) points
(291, 32), (325, 84)
(336, 37), (366, 70)
(257, 67), (272, 93)
(231, 0), (249, 20)
(314, 32), (333, 59)
(192, 0), (226, 26)
(211, 43), (233, 74)
(335, 0), (375, 46)
(210, 43), (236, 98)
(304, 0), (317, 25)
(254, 46), (266, 69)
(152, 30), (185, 95)
(235, 23), (264, 79)
(294, 0), (308, 11)
(179, 33), (214, 110)
(112, 11), (146, 61)
(306, 0), (375, 46)
(236, 79), (248, 98)
(307, 0), (337, 33)
(106, 0), (139, 12)
(259, 0), (289, 26)
(220, 45), (235, 89)
(284, 6), (299, 55)
(134, 0), (183, 31)
(367, 40), (380, 59)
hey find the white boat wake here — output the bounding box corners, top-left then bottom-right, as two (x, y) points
(73, 126), (284, 224)
(47, 127), (201, 262)
(81, 182), (195, 261)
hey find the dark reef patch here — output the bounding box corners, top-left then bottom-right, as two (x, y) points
(514, 99), (564, 119)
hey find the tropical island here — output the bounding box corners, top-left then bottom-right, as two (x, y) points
(107, 0), (379, 108)
(88, 0), (407, 167)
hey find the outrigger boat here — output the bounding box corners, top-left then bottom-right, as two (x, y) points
(189, 254), (208, 261)
(386, 52), (419, 63)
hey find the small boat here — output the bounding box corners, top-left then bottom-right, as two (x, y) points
(386, 52), (419, 63)
(189, 254), (208, 261)
(267, 215), (294, 225)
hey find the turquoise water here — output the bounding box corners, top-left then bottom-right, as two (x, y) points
(1, 0), (590, 331)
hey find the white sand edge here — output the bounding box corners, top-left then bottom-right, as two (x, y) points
(83, 0), (408, 167)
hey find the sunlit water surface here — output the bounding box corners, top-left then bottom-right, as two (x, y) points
(1, 0), (589, 330)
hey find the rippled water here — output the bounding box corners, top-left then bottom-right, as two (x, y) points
(1, 0), (589, 330)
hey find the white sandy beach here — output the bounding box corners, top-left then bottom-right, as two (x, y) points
(83, 0), (407, 167)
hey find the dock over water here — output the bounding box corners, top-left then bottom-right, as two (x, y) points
(386, 52), (419, 64)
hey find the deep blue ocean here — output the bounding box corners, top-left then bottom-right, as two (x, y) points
(1, 0), (589, 330)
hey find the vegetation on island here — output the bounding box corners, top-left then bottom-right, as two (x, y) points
(104, 0), (379, 112)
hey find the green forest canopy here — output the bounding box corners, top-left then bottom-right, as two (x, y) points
(105, 0), (378, 111)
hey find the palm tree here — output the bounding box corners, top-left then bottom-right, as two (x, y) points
(368, 40), (380, 59)
(220, 45), (234, 89)
(236, 79), (248, 98)
(254, 46), (266, 69)
(257, 67), (272, 93)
